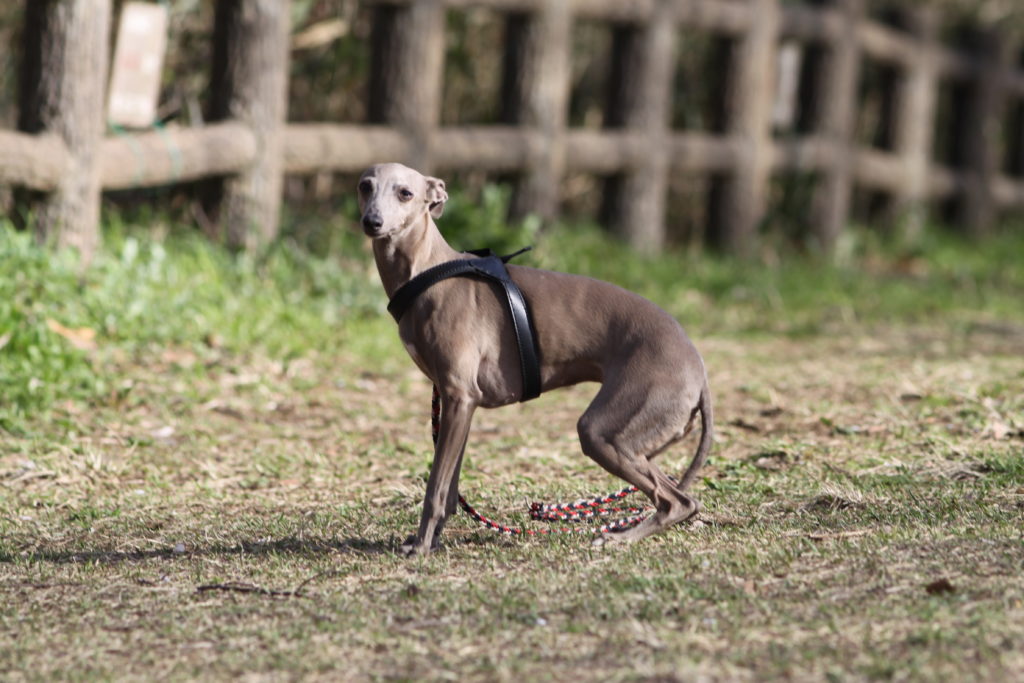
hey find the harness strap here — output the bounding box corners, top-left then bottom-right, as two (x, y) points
(387, 247), (542, 402)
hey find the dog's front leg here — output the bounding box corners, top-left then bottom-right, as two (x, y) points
(400, 391), (475, 556)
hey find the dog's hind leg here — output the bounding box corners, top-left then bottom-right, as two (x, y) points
(576, 374), (701, 545)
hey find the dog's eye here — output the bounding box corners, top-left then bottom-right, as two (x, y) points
(398, 188), (413, 202)
(358, 180), (372, 194)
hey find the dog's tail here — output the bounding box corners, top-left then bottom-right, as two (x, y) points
(677, 381), (713, 493)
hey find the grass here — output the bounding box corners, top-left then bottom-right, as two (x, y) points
(1, 208), (1023, 680)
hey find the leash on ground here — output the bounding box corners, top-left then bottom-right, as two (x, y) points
(431, 386), (652, 536)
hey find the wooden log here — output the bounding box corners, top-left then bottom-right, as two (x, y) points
(570, 0), (750, 34)
(564, 130), (649, 174)
(857, 19), (916, 68)
(283, 124), (408, 174)
(0, 131), (68, 191)
(854, 147), (909, 194)
(368, 0), (445, 171)
(950, 29), (1009, 234)
(707, 0), (779, 255)
(570, 0), (656, 23)
(779, 3), (844, 44)
(501, 2), (571, 222)
(807, 0), (863, 253)
(992, 175), (1024, 208)
(771, 136), (838, 173)
(433, 127), (538, 170)
(672, 0), (750, 34)
(445, 0), (541, 10)
(928, 165), (965, 201)
(673, 133), (746, 173)
(601, 0), (676, 251)
(18, 0), (111, 262)
(101, 122), (258, 190)
(206, 0), (291, 251)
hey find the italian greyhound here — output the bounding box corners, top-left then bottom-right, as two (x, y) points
(358, 163), (713, 556)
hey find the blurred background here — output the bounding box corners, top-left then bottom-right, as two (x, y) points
(1, 0), (1023, 427)
(2, 0), (1024, 257)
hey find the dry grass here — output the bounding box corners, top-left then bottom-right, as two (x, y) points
(2, 322), (1022, 681)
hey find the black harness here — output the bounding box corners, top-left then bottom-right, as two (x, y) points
(386, 247), (542, 402)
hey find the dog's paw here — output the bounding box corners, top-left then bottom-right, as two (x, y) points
(399, 533), (442, 557)
(592, 530), (634, 548)
(399, 534), (425, 557)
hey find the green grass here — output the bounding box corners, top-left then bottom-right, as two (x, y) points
(3, 210), (1022, 431)
(1, 208), (1023, 680)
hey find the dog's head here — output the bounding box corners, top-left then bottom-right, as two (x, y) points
(357, 163), (448, 239)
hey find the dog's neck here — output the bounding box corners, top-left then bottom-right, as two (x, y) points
(373, 214), (461, 299)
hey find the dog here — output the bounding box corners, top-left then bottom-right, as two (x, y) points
(358, 162), (712, 556)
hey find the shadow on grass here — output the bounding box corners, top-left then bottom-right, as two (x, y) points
(0, 536), (395, 566)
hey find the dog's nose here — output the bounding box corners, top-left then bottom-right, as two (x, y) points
(362, 213), (383, 231)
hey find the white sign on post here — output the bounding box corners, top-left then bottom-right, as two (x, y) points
(107, 2), (169, 128)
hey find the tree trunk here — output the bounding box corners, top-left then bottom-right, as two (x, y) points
(890, 7), (939, 239)
(950, 28), (1007, 234)
(206, 0), (291, 250)
(18, 0), (111, 263)
(601, 0), (676, 253)
(368, 0), (445, 172)
(808, 0), (863, 253)
(707, 0), (779, 255)
(501, 4), (571, 223)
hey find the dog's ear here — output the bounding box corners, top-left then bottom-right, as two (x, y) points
(425, 177), (448, 219)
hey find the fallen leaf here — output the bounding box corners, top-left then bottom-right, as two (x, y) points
(46, 319), (97, 351)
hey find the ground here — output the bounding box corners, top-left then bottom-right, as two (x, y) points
(2, 320), (1022, 681)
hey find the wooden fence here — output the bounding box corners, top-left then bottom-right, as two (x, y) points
(3, 0), (1024, 260)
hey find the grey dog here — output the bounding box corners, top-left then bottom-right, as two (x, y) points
(358, 162), (713, 556)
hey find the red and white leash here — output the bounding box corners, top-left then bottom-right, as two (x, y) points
(431, 386), (651, 536)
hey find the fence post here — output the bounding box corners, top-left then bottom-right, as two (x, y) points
(502, 3), (571, 224)
(601, 0), (676, 252)
(18, 0), (111, 263)
(809, 0), (863, 253)
(953, 28), (1009, 235)
(207, 0), (291, 251)
(708, 0), (779, 255)
(891, 8), (939, 239)
(368, 0), (445, 172)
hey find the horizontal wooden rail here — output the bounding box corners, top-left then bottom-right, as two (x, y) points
(0, 131), (69, 191)
(7, 119), (1024, 212)
(283, 124), (409, 174)
(433, 126), (538, 169)
(101, 122), (257, 190)
(858, 20), (918, 67)
(993, 177), (1024, 206)
(369, 0), (750, 32)
(779, 3), (843, 43)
